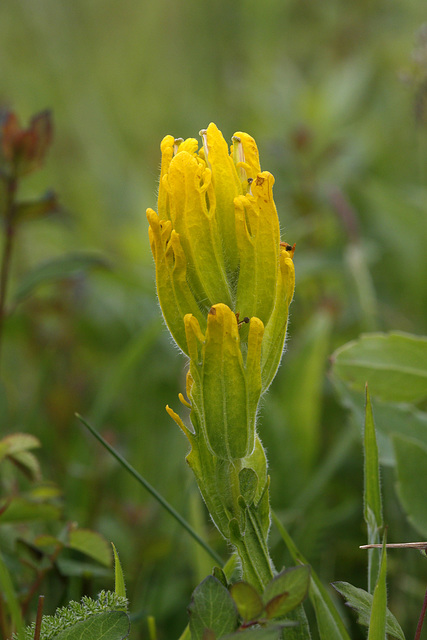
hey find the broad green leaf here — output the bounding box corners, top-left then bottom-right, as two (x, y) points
(331, 332), (427, 403)
(272, 512), (351, 640)
(331, 377), (427, 465)
(0, 497), (61, 523)
(14, 252), (109, 302)
(368, 534), (387, 640)
(112, 543), (126, 599)
(393, 435), (427, 536)
(262, 566), (310, 618)
(188, 576), (239, 640)
(332, 582), (405, 640)
(51, 611), (129, 640)
(230, 581), (264, 621)
(68, 529), (112, 567)
(363, 387), (382, 593)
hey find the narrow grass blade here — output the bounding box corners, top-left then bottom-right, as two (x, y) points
(112, 543), (126, 599)
(368, 532), (387, 640)
(272, 511), (351, 640)
(0, 549), (24, 638)
(76, 414), (223, 566)
(363, 386), (383, 593)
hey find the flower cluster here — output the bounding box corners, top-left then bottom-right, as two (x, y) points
(147, 123), (295, 587)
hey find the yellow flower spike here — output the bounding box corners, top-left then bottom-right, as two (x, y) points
(146, 208), (205, 353)
(203, 123), (243, 275)
(164, 149), (232, 308)
(234, 174), (280, 326)
(231, 131), (261, 183)
(261, 246), (296, 392)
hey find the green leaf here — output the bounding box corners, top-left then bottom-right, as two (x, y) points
(364, 387), (382, 528)
(51, 611), (129, 640)
(272, 512), (351, 640)
(363, 386), (383, 593)
(112, 543), (126, 599)
(332, 582), (405, 640)
(331, 379), (427, 465)
(262, 566), (310, 618)
(229, 581), (264, 621)
(0, 433), (40, 459)
(212, 566), (228, 589)
(393, 435), (427, 536)
(0, 497), (61, 523)
(14, 252), (109, 303)
(368, 533), (387, 640)
(68, 528), (112, 566)
(331, 332), (427, 403)
(188, 576), (239, 640)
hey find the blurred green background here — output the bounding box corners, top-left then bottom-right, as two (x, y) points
(1, 1), (427, 638)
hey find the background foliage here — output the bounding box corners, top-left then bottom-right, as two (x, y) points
(1, 1), (427, 638)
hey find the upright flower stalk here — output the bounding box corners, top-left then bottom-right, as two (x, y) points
(147, 123), (295, 591)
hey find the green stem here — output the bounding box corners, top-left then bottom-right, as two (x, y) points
(0, 176), (17, 372)
(234, 508), (274, 591)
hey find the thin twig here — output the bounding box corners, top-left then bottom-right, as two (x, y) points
(33, 596), (44, 640)
(414, 587), (427, 640)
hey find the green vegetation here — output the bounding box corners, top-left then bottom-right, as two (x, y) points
(1, 2), (427, 639)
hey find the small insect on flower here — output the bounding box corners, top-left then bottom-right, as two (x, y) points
(280, 241), (296, 258)
(235, 312), (250, 328)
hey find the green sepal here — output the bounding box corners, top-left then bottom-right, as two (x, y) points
(239, 467), (258, 506)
